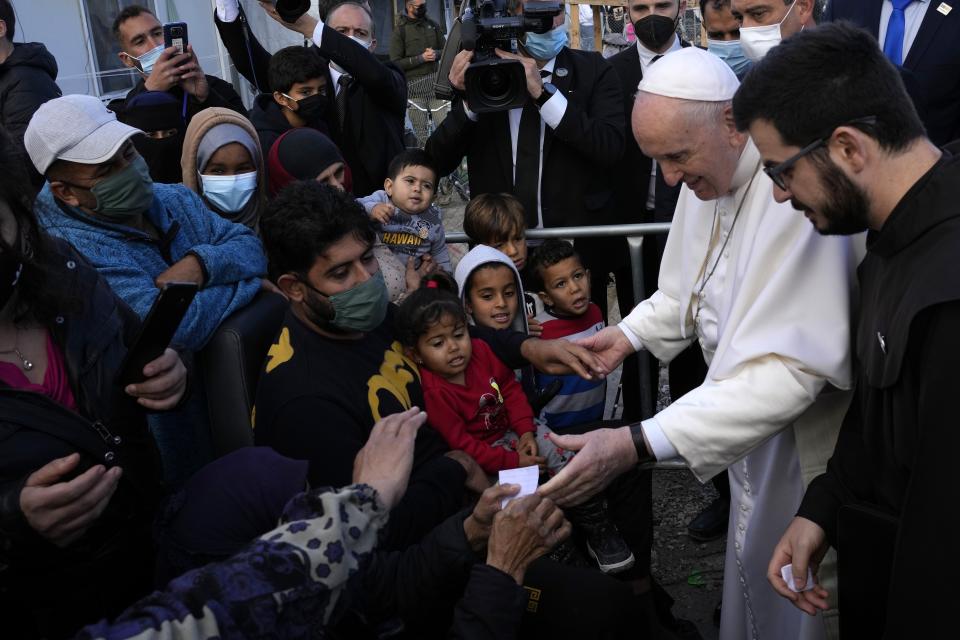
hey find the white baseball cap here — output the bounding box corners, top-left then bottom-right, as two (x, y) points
(25, 94), (142, 175)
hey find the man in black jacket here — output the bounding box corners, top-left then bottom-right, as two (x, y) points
(0, 0), (61, 189)
(215, 0), (406, 197)
(113, 6), (245, 120)
(735, 22), (960, 639)
(426, 3), (624, 231)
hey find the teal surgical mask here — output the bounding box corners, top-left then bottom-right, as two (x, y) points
(707, 39), (752, 79)
(200, 171), (258, 214)
(90, 156), (155, 221)
(128, 44), (164, 76)
(523, 22), (568, 61)
(303, 269), (388, 333)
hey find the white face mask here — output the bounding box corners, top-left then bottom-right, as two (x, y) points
(200, 171), (258, 214)
(739, 0), (798, 62)
(330, 35), (373, 74)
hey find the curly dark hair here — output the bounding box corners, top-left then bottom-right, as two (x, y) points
(528, 238), (579, 292)
(395, 272), (466, 347)
(260, 180), (375, 282)
(0, 137), (76, 327)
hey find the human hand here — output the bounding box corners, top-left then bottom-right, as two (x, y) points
(144, 47), (193, 92)
(526, 316), (543, 337)
(537, 426), (636, 506)
(518, 451), (546, 472)
(445, 449), (492, 494)
(258, 1), (319, 36)
(486, 494), (571, 584)
(353, 407), (428, 509)
(422, 47), (437, 62)
(449, 49), (474, 92)
(518, 431), (538, 457)
(124, 348), (187, 410)
(494, 48), (544, 100)
(369, 203), (395, 225)
(178, 45), (209, 102)
(767, 517), (831, 616)
(520, 338), (607, 380)
(155, 254), (205, 288)
(20, 454), (123, 547)
(576, 326), (636, 374)
(463, 483), (520, 551)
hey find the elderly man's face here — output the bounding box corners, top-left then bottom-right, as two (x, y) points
(731, 0), (807, 37)
(48, 140), (140, 211)
(327, 4), (375, 45)
(632, 95), (743, 201)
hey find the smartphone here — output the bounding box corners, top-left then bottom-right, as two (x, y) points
(163, 22), (189, 55)
(117, 282), (198, 387)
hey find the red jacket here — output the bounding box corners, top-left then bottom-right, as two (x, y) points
(421, 339), (535, 473)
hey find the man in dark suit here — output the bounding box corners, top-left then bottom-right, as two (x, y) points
(425, 5), (624, 231)
(823, 0), (960, 146)
(214, 1), (406, 197)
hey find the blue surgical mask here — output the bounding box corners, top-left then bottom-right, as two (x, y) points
(130, 44), (164, 76)
(524, 23), (569, 61)
(200, 171), (258, 214)
(707, 39), (752, 79)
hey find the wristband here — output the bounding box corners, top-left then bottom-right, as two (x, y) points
(628, 423), (655, 466)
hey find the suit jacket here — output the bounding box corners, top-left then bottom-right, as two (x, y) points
(824, 0), (960, 146)
(597, 42), (687, 272)
(425, 47), (625, 228)
(214, 8), (406, 196)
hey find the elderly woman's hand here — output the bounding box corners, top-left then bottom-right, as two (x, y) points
(486, 494), (571, 584)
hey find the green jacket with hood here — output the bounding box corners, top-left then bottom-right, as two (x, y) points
(390, 14), (446, 79)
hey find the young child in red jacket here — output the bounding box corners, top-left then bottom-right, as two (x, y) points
(396, 272), (634, 574)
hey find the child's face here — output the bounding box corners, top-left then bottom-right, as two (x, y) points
(465, 264), (519, 330)
(385, 165), (436, 214)
(489, 227), (528, 271)
(538, 256), (591, 317)
(412, 313), (472, 380)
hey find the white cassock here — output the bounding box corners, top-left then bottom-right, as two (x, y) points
(620, 139), (859, 640)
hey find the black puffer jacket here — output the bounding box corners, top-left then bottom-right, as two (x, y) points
(0, 237), (164, 639)
(0, 42), (61, 149)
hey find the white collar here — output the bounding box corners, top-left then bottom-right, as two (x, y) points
(726, 137), (762, 202)
(636, 36), (682, 69)
(541, 55), (557, 78)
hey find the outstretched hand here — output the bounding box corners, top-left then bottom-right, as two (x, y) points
(353, 407), (428, 509)
(575, 326), (637, 374)
(537, 427), (637, 507)
(521, 338), (608, 381)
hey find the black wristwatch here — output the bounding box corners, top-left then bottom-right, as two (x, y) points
(535, 82), (557, 108)
(629, 423), (656, 466)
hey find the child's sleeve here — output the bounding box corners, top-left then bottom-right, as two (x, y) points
(424, 382), (520, 474)
(485, 343), (536, 437)
(357, 190), (389, 214)
(429, 208), (453, 273)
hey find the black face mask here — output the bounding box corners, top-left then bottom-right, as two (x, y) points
(414, 4), (427, 18)
(132, 132), (185, 184)
(0, 252), (22, 313)
(634, 13), (678, 51)
(295, 92), (330, 123)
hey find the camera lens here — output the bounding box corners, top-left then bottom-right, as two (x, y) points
(479, 67), (511, 104)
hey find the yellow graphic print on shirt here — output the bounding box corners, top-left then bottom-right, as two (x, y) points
(367, 341), (421, 421)
(266, 327), (294, 373)
(380, 231), (424, 247)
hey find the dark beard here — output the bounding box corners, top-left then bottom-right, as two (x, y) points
(793, 155), (871, 236)
(302, 289), (350, 335)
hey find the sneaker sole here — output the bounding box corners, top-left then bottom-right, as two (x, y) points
(586, 545), (636, 574)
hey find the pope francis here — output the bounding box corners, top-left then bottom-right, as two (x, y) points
(539, 47), (859, 640)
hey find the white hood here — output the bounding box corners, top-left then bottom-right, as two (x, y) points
(454, 244), (529, 334)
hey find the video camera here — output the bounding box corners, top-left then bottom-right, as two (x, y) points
(435, 0), (562, 113)
(272, 0), (311, 23)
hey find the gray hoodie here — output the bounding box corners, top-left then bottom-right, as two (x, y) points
(358, 190), (452, 273)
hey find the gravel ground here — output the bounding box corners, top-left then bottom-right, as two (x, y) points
(442, 197), (725, 639)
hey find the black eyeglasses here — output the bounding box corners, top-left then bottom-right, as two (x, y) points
(763, 116), (877, 191)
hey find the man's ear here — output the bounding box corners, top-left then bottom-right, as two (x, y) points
(0, 20), (7, 42)
(48, 181), (82, 209)
(371, 37), (378, 50)
(118, 50), (136, 70)
(796, 0), (816, 23)
(722, 104), (748, 149)
(277, 273), (307, 302)
(829, 126), (869, 175)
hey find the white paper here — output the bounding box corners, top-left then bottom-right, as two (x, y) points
(498, 465), (540, 508)
(780, 564), (815, 593)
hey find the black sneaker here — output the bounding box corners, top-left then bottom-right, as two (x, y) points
(584, 521), (635, 574)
